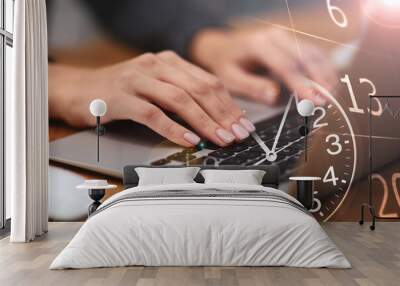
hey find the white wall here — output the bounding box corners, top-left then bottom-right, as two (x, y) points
(48, 0), (101, 49)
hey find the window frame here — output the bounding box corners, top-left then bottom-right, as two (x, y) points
(0, 0), (13, 233)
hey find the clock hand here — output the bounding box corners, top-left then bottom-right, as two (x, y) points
(274, 125), (322, 155)
(251, 132), (271, 154)
(253, 156), (270, 166)
(294, 92), (300, 108)
(271, 95), (294, 153)
(275, 137), (304, 155)
(254, 137), (304, 166)
(251, 132), (277, 162)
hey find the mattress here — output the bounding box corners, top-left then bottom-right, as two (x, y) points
(50, 183), (351, 269)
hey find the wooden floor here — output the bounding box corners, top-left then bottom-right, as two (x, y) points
(0, 222), (399, 286)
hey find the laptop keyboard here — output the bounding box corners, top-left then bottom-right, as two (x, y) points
(151, 111), (307, 178)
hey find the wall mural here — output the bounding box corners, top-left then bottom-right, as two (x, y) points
(47, 0), (400, 222)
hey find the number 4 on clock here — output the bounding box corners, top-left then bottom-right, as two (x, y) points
(323, 166), (339, 186)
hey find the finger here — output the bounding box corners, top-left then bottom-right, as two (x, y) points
(255, 42), (325, 105)
(302, 44), (338, 88)
(157, 51), (246, 125)
(117, 96), (201, 147)
(270, 31), (337, 91)
(158, 51), (221, 86)
(131, 74), (237, 146)
(137, 52), (249, 140)
(294, 53), (333, 93)
(221, 63), (280, 105)
(283, 43), (336, 90)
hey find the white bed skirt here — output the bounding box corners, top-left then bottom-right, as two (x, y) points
(50, 184), (351, 269)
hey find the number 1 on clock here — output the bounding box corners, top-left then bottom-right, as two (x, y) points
(341, 74), (364, 114)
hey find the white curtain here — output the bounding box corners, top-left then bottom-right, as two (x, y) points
(7, 0), (49, 242)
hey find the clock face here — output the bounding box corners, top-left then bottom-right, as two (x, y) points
(195, 80), (357, 222)
(294, 81), (357, 222)
(197, 81), (357, 222)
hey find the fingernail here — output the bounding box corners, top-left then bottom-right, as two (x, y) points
(183, 132), (201, 145)
(216, 128), (235, 144)
(232, 123), (250, 140)
(240, 117), (256, 132)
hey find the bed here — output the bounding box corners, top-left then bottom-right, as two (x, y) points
(50, 165), (351, 269)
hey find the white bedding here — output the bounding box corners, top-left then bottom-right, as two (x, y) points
(50, 183), (351, 269)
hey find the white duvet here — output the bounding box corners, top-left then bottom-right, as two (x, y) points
(50, 183), (351, 269)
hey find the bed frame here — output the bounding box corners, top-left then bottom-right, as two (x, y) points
(123, 165), (280, 189)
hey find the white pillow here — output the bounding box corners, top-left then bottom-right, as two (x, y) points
(200, 169), (266, 185)
(135, 167), (200, 186)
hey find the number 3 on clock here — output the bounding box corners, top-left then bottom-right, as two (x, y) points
(326, 134), (342, 156)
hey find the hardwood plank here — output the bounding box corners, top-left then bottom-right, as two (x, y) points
(0, 222), (399, 286)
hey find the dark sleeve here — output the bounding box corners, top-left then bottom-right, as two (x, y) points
(81, 0), (226, 58)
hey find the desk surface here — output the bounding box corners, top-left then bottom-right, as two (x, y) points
(49, 121), (124, 200)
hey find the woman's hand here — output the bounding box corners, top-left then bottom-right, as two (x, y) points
(49, 51), (255, 147)
(190, 27), (338, 105)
